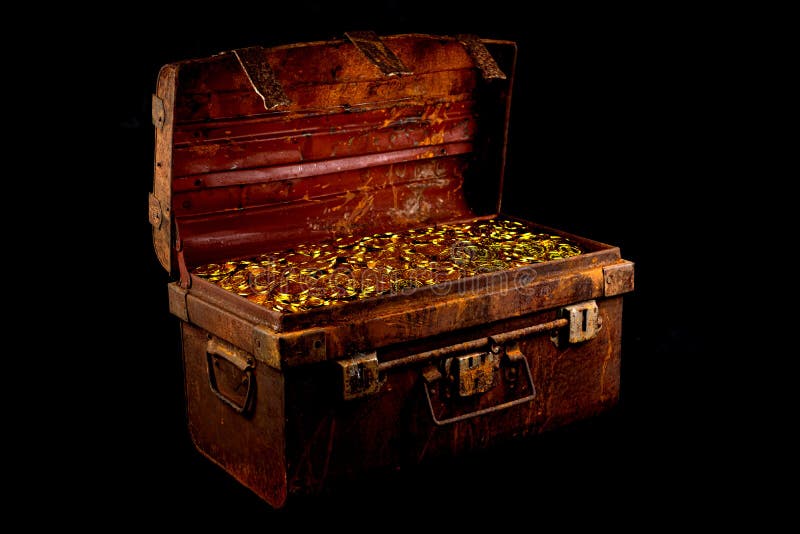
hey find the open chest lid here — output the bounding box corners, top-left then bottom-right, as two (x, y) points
(149, 33), (517, 278)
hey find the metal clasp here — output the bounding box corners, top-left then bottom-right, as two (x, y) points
(422, 341), (535, 426)
(453, 352), (500, 397)
(338, 352), (380, 400)
(552, 300), (603, 346)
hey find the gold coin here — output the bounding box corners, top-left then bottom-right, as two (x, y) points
(324, 286), (358, 299)
(204, 217), (582, 312)
(249, 273), (277, 292)
(433, 269), (461, 282)
(391, 278), (423, 292)
(347, 253), (368, 266)
(284, 252), (311, 264)
(478, 259), (510, 272)
(558, 243), (582, 256)
(371, 257), (405, 272)
(273, 280), (310, 297)
(193, 262), (238, 277)
(335, 236), (361, 248)
(246, 293), (270, 305)
(305, 296), (326, 308)
(218, 271), (247, 291)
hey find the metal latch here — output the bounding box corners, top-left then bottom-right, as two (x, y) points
(338, 302), (602, 400)
(338, 352), (380, 400)
(453, 352), (500, 397)
(556, 300), (602, 345)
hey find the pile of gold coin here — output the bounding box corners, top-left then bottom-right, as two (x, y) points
(192, 218), (583, 313)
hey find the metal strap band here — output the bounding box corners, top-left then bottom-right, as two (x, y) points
(457, 34), (507, 80)
(233, 46), (291, 110)
(345, 31), (411, 76)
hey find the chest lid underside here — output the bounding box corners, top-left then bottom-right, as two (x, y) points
(152, 33), (519, 274)
(150, 33), (624, 332)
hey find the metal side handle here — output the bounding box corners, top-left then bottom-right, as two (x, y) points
(206, 338), (255, 414)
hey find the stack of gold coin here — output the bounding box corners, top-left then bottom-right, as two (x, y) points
(192, 217), (583, 313)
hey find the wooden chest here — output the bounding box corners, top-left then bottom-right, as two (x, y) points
(149, 32), (634, 508)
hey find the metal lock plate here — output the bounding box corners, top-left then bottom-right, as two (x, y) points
(454, 352), (500, 397)
(562, 300), (602, 343)
(338, 352), (380, 400)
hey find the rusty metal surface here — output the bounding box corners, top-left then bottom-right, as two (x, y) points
(206, 337), (255, 414)
(175, 263), (610, 367)
(379, 338), (489, 372)
(255, 327), (329, 370)
(489, 318), (568, 346)
(378, 316), (567, 373)
(181, 262), (608, 361)
(345, 31), (411, 76)
(151, 94), (165, 129)
(423, 353), (535, 426)
(561, 300), (602, 344)
(277, 329), (328, 366)
(233, 47), (291, 110)
(604, 260), (635, 296)
(282, 299), (621, 493)
(181, 289), (625, 506)
(455, 352), (499, 396)
(167, 282), (188, 321)
(323, 267), (606, 358)
(252, 325), (281, 369)
(182, 323), (288, 507)
(151, 64), (177, 273)
(147, 192), (162, 229)
(457, 34), (507, 80)
(157, 34), (634, 509)
(156, 35), (516, 268)
(185, 294), (259, 355)
(338, 352), (380, 400)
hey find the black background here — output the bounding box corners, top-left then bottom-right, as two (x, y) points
(96, 2), (736, 525)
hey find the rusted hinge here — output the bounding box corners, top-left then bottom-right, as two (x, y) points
(345, 31), (412, 76)
(151, 94), (165, 129)
(338, 352), (380, 400)
(148, 193), (162, 229)
(456, 34), (507, 80)
(233, 46), (291, 111)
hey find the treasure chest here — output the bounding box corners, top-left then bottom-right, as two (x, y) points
(149, 32), (634, 508)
